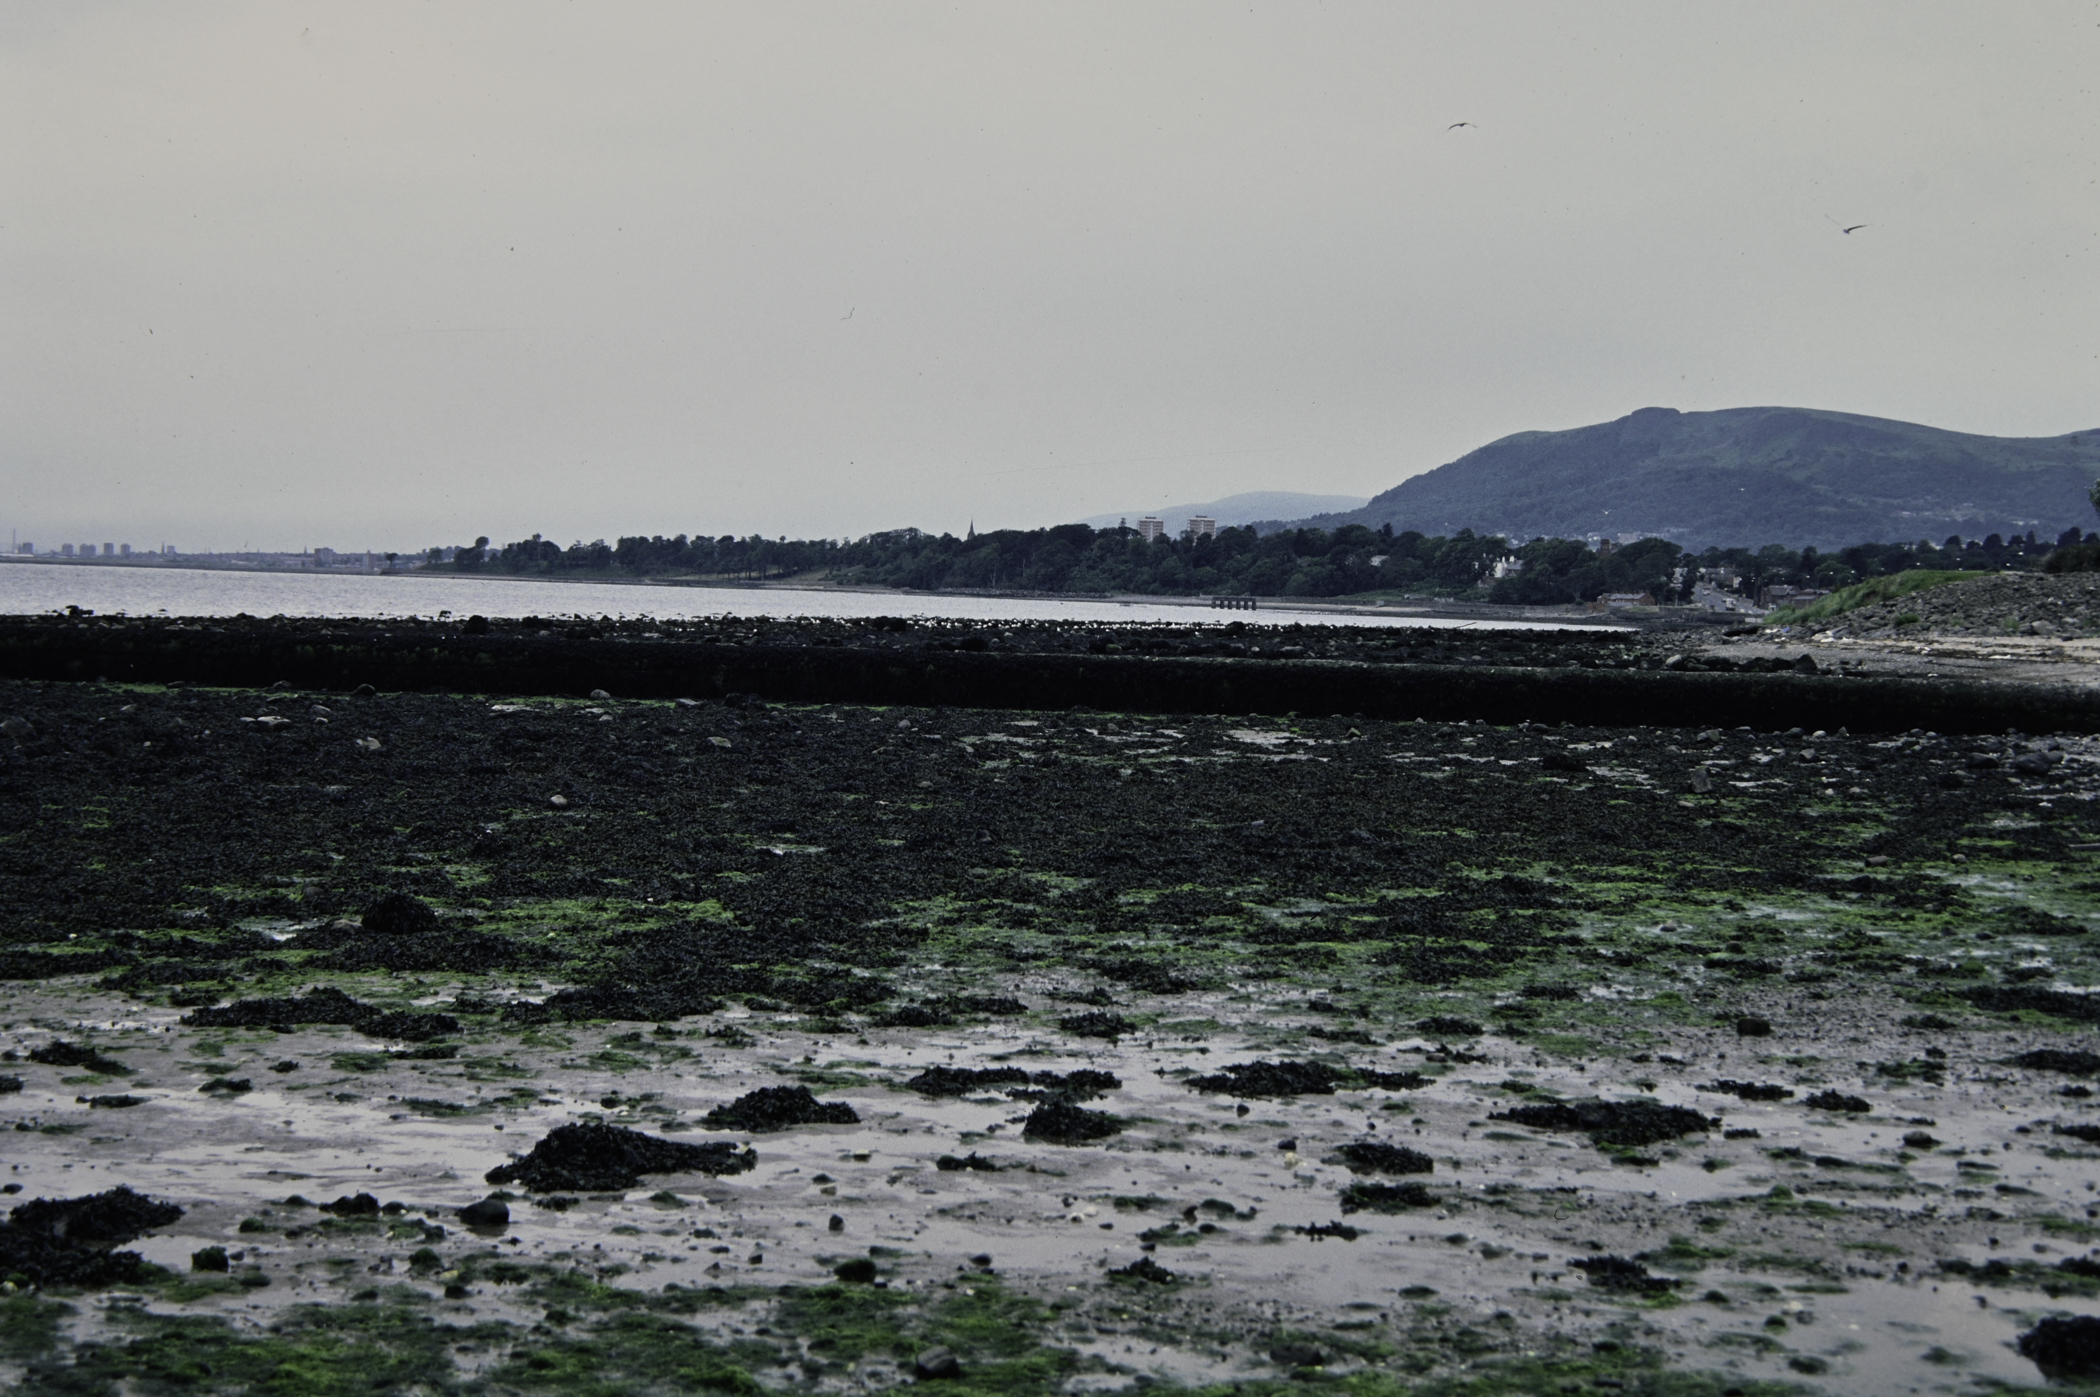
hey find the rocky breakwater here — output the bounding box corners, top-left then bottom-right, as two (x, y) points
(6, 610), (2100, 733)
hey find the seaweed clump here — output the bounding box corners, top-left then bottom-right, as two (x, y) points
(904, 1066), (1119, 1100)
(1, 1186), (184, 1287)
(1338, 1181), (1436, 1213)
(1021, 1099), (1121, 1143)
(702, 1086), (859, 1132)
(1329, 1142), (1434, 1176)
(1490, 1099), (1716, 1148)
(1572, 1255), (1681, 1294)
(486, 1123), (756, 1191)
(182, 986), (458, 1042)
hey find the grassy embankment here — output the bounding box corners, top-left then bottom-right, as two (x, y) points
(1765, 570), (1987, 626)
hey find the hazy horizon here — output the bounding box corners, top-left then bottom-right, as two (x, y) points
(7, 3), (2097, 552)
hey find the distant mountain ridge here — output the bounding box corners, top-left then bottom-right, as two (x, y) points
(1079, 490), (1367, 532)
(1261, 407), (2100, 549)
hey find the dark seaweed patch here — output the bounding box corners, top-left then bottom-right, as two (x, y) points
(1020, 1099), (1120, 1143)
(1337, 1181), (1437, 1213)
(1057, 1010), (1133, 1039)
(701, 1085), (859, 1132)
(903, 1066), (1118, 1100)
(1328, 1142), (1434, 1175)
(181, 987), (459, 1042)
(1188, 1060), (1341, 1097)
(1490, 1100), (1717, 1148)
(486, 1123), (756, 1191)
(1962, 986), (2100, 1022)
(1, 1185), (183, 1287)
(2014, 1049), (2100, 1076)
(28, 1040), (131, 1074)
(1572, 1255), (1680, 1294)
(1701, 1079), (1795, 1102)
(1802, 1090), (1872, 1113)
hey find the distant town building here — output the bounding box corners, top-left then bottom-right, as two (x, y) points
(314, 547), (339, 566)
(16, 542), (31, 555)
(118, 543), (131, 557)
(1492, 555), (1525, 578)
(1137, 516), (1165, 542)
(1758, 584), (1829, 609)
(59, 544), (74, 557)
(1184, 515), (1217, 540)
(102, 543), (114, 557)
(80, 544), (94, 558)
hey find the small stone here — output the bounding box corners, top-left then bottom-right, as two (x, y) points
(589, 689), (613, 700)
(192, 1246), (230, 1272)
(1735, 1016), (1772, 1037)
(828, 1214), (844, 1232)
(834, 1257), (879, 1283)
(549, 794), (569, 807)
(1270, 1342), (1326, 1368)
(913, 1345), (962, 1380)
(2, 717), (36, 740)
(1689, 770), (1712, 794)
(458, 1197), (510, 1228)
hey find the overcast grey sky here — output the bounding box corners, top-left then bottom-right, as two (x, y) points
(6, 2), (2097, 552)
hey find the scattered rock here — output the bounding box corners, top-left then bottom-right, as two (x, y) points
(702, 1085), (859, 1132)
(80, 1094), (147, 1108)
(1269, 1342), (1327, 1367)
(192, 1245), (229, 1272)
(486, 1123), (756, 1191)
(834, 1257), (879, 1283)
(913, 1345), (963, 1380)
(1735, 1016), (1773, 1037)
(2019, 1314), (2100, 1378)
(199, 1077), (252, 1095)
(1416, 1016), (1483, 1037)
(935, 1153), (1001, 1172)
(320, 1193), (381, 1216)
(1802, 1090), (1872, 1113)
(457, 1197), (510, 1228)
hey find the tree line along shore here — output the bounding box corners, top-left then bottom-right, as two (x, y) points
(432, 521), (2093, 607)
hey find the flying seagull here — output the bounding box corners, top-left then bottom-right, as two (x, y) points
(841, 307), (854, 320)
(1825, 215), (1869, 234)
(1448, 121), (1477, 130)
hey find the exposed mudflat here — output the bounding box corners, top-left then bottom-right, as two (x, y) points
(4, 656), (2100, 1395)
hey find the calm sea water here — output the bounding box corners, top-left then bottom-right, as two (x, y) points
(0, 561), (1600, 631)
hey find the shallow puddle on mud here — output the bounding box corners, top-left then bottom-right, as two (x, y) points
(8, 974), (2100, 1391)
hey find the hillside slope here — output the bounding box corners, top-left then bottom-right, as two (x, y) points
(1272, 407), (2100, 548)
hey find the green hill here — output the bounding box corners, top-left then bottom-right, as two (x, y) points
(1280, 406), (2100, 549)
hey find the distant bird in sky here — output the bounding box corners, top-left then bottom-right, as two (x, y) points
(841, 307), (854, 320)
(1448, 121), (1477, 130)
(1825, 215), (1870, 234)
